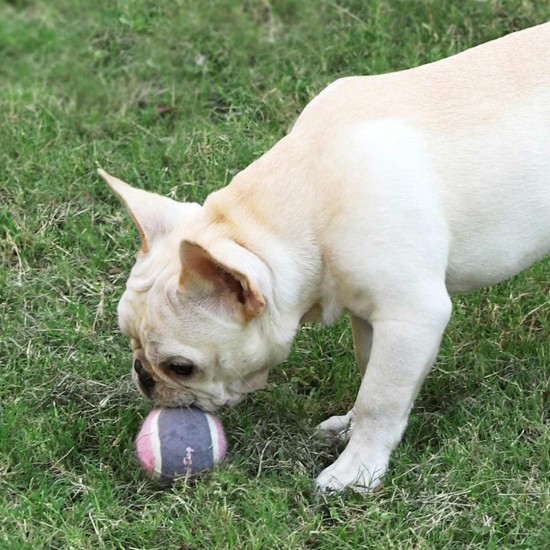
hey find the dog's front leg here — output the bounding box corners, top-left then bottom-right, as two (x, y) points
(316, 316), (373, 441)
(316, 293), (451, 492)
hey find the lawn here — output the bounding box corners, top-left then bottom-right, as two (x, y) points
(1, 0), (549, 548)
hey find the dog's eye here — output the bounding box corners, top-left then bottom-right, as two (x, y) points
(168, 363), (194, 376)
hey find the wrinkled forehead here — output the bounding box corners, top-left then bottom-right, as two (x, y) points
(117, 238), (181, 334)
(118, 276), (218, 344)
(118, 283), (228, 372)
(117, 287), (147, 341)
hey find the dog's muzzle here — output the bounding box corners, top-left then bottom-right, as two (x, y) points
(133, 358), (155, 398)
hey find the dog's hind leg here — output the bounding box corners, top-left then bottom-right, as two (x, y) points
(316, 409), (355, 442)
(315, 316), (373, 441)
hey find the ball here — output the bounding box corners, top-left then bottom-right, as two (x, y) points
(136, 407), (227, 483)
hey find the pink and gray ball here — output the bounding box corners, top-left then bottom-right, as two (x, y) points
(136, 407), (227, 482)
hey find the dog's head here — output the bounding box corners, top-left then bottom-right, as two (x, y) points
(100, 170), (292, 411)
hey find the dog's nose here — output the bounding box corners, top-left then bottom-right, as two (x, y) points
(133, 359), (155, 397)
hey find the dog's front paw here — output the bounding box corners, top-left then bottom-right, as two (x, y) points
(315, 409), (355, 442)
(315, 447), (387, 493)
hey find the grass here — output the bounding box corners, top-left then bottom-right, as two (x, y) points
(1, 0), (549, 548)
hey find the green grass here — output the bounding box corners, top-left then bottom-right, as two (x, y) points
(1, 0), (549, 548)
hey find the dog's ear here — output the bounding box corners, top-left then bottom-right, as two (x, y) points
(179, 240), (266, 319)
(98, 169), (198, 253)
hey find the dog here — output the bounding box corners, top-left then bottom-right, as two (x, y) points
(100, 22), (550, 492)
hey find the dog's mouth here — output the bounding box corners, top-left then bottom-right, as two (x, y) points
(132, 365), (246, 412)
(151, 390), (245, 413)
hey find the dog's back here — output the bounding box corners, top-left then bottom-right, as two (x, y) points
(297, 22), (550, 130)
(291, 22), (550, 293)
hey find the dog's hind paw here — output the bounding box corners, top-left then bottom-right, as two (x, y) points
(315, 409), (355, 442)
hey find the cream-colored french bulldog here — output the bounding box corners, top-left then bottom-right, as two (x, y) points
(100, 22), (550, 492)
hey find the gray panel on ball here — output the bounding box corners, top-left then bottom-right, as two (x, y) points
(158, 407), (213, 480)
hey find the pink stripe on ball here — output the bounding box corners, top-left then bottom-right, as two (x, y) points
(211, 414), (227, 462)
(136, 408), (161, 475)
